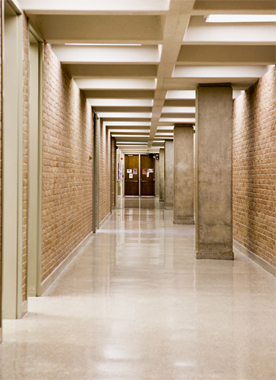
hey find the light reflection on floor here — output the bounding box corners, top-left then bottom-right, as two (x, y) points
(0, 197), (275, 380)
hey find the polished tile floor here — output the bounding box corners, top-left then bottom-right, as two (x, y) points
(1, 197), (276, 379)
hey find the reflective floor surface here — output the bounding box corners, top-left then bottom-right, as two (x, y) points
(1, 198), (276, 379)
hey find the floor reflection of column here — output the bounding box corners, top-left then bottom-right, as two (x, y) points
(1, 197), (276, 380)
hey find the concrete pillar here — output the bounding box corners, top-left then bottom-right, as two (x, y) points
(173, 125), (194, 224)
(155, 155), (160, 197)
(159, 148), (165, 202)
(164, 140), (174, 209)
(195, 85), (233, 260)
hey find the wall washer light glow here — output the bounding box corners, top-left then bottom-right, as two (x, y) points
(206, 15), (276, 23)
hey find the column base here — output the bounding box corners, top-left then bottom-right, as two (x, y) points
(173, 217), (194, 225)
(196, 246), (234, 260)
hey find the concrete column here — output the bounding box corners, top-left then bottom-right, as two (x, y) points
(173, 125), (194, 224)
(155, 155), (160, 197)
(195, 85), (233, 260)
(164, 140), (174, 209)
(159, 148), (165, 202)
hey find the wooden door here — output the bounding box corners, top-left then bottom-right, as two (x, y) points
(140, 155), (155, 196)
(125, 155), (139, 196)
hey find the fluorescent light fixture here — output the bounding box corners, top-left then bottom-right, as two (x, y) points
(53, 44), (160, 64)
(156, 132), (174, 136)
(173, 65), (268, 78)
(160, 118), (195, 123)
(206, 15), (276, 23)
(157, 126), (174, 130)
(166, 91), (196, 99)
(89, 99), (153, 107)
(104, 122), (151, 126)
(121, 148), (148, 151)
(111, 134), (149, 138)
(75, 78), (156, 90)
(65, 43), (142, 46)
(117, 142), (147, 145)
(108, 129), (150, 133)
(118, 145), (148, 148)
(162, 107), (196, 113)
(98, 112), (152, 118)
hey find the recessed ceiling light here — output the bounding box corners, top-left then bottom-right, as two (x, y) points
(206, 15), (276, 23)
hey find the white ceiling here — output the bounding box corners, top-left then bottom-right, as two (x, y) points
(20, 0), (276, 153)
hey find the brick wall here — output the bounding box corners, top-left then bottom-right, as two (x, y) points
(233, 66), (276, 267)
(99, 120), (111, 223)
(22, 14), (28, 303)
(42, 44), (93, 282)
(111, 137), (116, 208)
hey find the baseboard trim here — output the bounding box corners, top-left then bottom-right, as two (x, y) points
(233, 240), (276, 278)
(21, 300), (28, 317)
(99, 212), (112, 228)
(41, 232), (93, 295)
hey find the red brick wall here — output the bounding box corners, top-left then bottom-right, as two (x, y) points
(42, 44), (93, 282)
(111, 137), (116, 208)
(22, 14), (28, 303)
(99, 120), (111, 223)
(233, 66), (276, 267)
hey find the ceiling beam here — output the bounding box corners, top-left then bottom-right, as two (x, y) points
(29, 15), (164, 43)
(63, 64), (158, 78)
(177, 45), (276, 65)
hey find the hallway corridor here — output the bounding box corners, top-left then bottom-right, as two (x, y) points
(0, 198), (276, 380)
